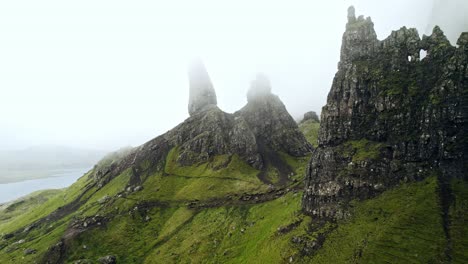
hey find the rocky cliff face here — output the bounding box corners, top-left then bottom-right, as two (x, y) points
(237, 74), (312, 158)
(93, 64), (312, 188)
(303, 6), (468, 218)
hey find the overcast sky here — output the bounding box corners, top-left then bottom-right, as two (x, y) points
(0, 0), (466, 151)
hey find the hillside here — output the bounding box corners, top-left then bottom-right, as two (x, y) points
(0, 6), (467, 264)
(0, 61), (314, 264)
(1, 156), (466, 263)
(298, 111), (320, 147)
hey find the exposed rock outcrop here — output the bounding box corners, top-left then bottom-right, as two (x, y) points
(98, 255), (117, 264)
(188, 59), (218, 116)
(300, 111), (319, 123)
(92, 66), (312, 188)
(303, 7), (468, 219)
(237, 74), (312, 157)
(169, 72), (312, 172)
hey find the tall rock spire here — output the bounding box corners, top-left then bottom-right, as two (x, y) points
(187, 59), (217, 116)
(340, 6), (378, 67)
(347, 5), (356, 23)
(238, 74), (312, 159)
(246, 73), (272, 102)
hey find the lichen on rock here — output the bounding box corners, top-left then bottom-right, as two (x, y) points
(302, 7), (468, 219)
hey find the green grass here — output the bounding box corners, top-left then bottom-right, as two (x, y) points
(0, 146), (312, 263)
(312, 176), (447, 263)
(0, 171), (93, 234)
(0, 189), (63, 225)
(60, 193), (307, 264)
(298, 120), (320, 147)
(278, 152), (310, 184)
(450, 178), (468, 263)
(165, 147), (261, 181)
(343, 139), (384, 162)
(137, 146), (270, 201)
(1, 143), (466, 264)
(144, 192), (306, 264)
(135, 173), (265, 202)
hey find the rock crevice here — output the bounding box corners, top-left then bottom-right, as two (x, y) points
(303, 7), (468, 219)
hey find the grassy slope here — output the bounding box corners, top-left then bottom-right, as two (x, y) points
(0, 172), (97, 263)
(313, 176), (448, 263)
(0, 148), (309, 263)
(0, 172), (94, 235)
(450, 179), (468, 263)
(62, 172), (467, 264)
(61, 150), (310, 263)
(0, 189), (63, 226)
(298, 120), (320, 147)
(0, 145), (467, 263)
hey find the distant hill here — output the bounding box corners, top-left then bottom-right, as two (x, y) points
(0, 146), (107, 183)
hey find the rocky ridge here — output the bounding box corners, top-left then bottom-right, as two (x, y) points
(92, 61), (312, 189)
(303, 6), (468, 218)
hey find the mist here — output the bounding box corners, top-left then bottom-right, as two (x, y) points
(426, 0), (468, 44)
(0, 0), (465, 151)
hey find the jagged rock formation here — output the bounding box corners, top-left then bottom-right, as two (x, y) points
(246, 73), (272, 102)
(169, 72), (311, 173)
(92, 67), (311, 188)
(300, 111), (319, 123)
(237, 74), (312, 157)
(188, 59), (218, 116)
(24, 65), (312, 263)
(303, 6), (468, 219)
(165, 106), (262, 168)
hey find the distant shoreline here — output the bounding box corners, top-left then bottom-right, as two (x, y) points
(0, 167), (91, 203)
(0, 167), (92, 184)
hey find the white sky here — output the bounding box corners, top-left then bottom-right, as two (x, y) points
(0, 0), (464, 151)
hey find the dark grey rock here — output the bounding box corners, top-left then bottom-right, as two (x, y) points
(237, 74), (313, 158)
(347, 6), (356, 23)
(188, 59), (217, 116)
(24, 248), (36, 255)
(91, 71), (312, 188)
(98, 255), (116, 264)
(302, 7), (468, 219)
(301, 111), (319, 123)
(73, 260), (93, 264)
(98, 195), (110, 204)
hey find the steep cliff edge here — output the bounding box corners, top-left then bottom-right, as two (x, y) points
(303, 6), (467, 219)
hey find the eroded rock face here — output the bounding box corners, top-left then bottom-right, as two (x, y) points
(302, 7), (468, 219)
(188, 59), (217, 116)
(301, 111), (319, 123)
(165, 106), (262, 169)
(170, 73), (311, 170)
(238, 74), (312, 158)
(92, 69), (311, 188)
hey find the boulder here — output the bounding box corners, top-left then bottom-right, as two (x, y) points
(98, 255), (117, 264)
(24, 248), (36, 255)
